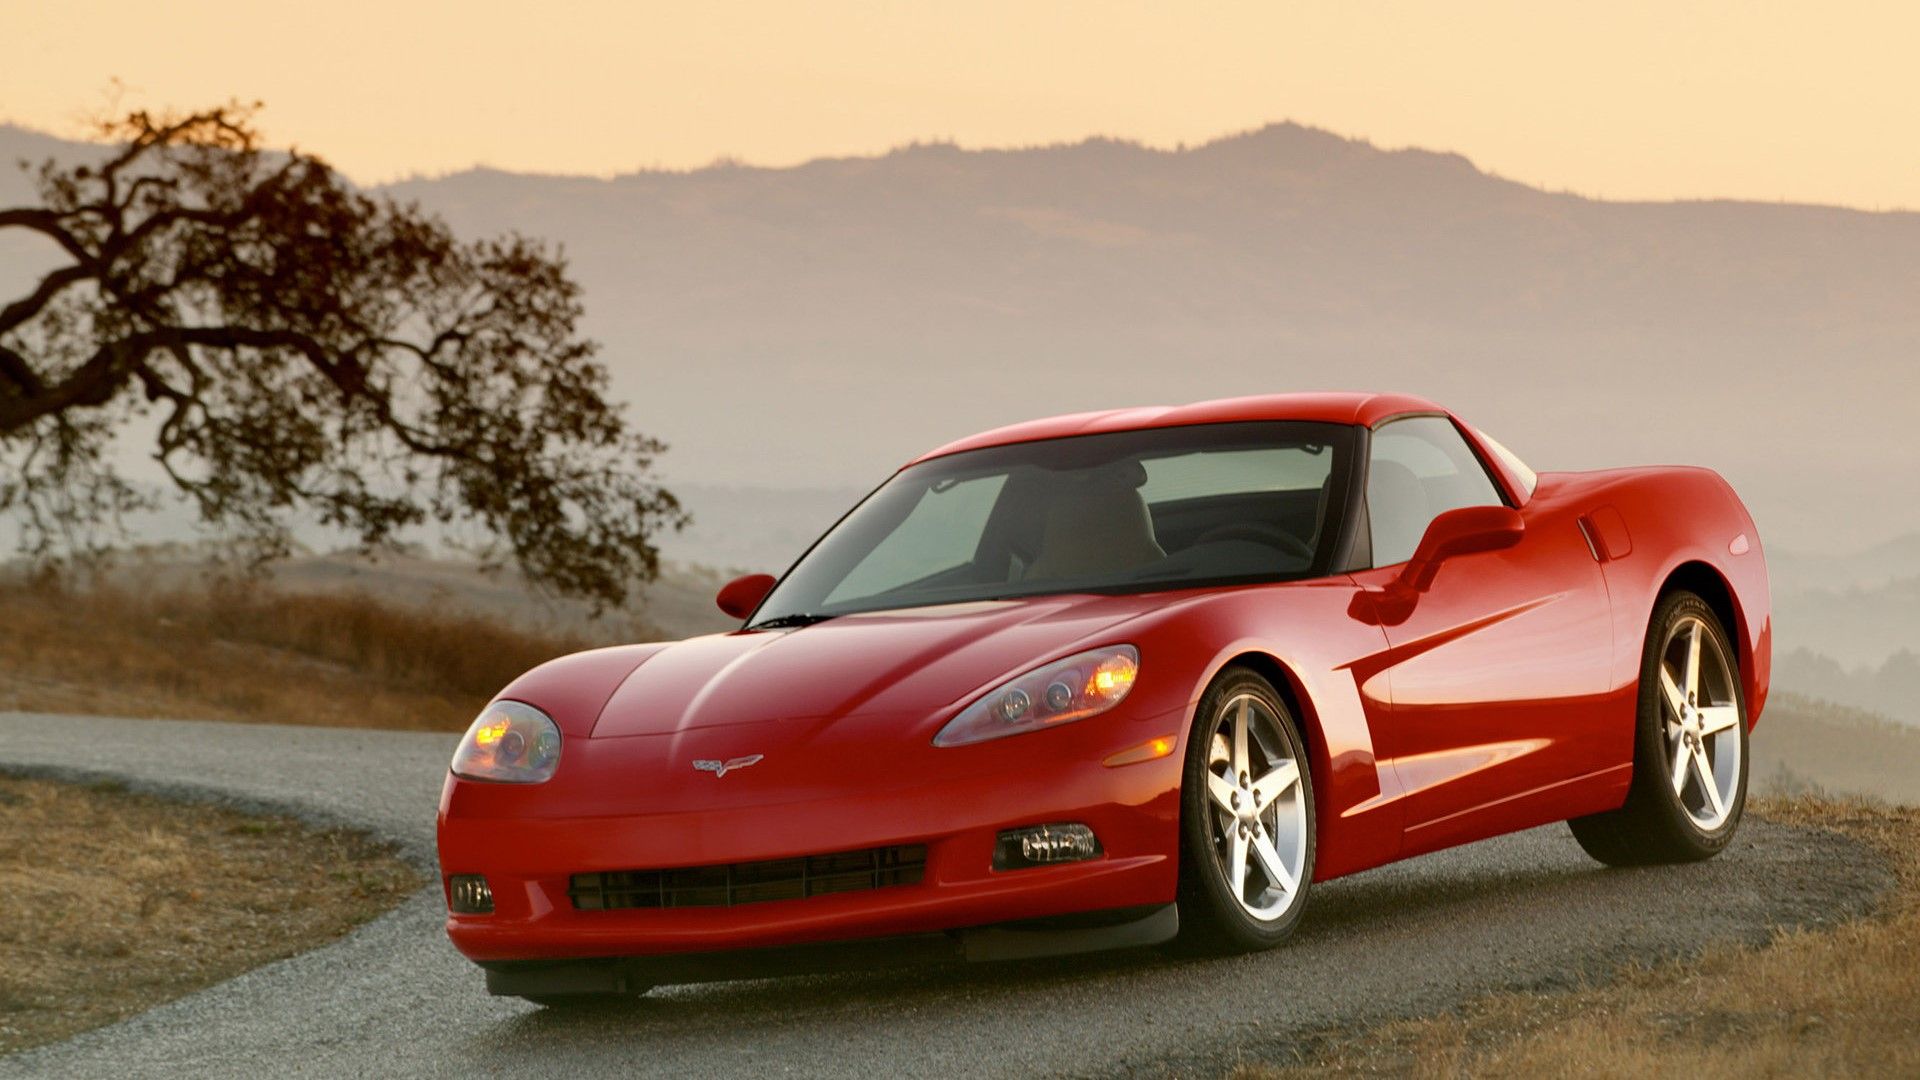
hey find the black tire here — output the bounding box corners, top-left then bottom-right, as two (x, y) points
(1569, 591), (1748, 866)
(1174, 666), (1316, 954)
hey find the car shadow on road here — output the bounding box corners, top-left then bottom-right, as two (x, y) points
(488, 829), (1617, 1041)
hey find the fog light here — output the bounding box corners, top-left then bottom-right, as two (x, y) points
(993, 824), (1101, 871)
(448, 874), (494, 914)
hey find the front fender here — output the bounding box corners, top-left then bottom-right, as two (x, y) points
(1126, 579), (1400, 881)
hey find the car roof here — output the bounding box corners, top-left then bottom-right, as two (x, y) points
(908, 391), (1445, 465)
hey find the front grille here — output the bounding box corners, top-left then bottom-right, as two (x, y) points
(569, 844), (927, 911)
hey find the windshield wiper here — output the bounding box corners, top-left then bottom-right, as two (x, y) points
(749, 612), (838, 630)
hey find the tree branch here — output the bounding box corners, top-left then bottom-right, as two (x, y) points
(0, 337), (142, 433)
(0, 264), (93, 336)
(0, 341), (44, 395)
(0, 208), (96, 265)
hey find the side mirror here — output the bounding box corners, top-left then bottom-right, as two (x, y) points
(1400, 505), (1524, 592)
(715, 573), (777, 619)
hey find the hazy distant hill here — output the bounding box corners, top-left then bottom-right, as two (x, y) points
(74, 547), (738, 643)
(1776, 647), (1919, 726)
(1771, 533), (1920, 593)
(1750, 692), (1920, 805)
(1775, 569), (1920, 666)
(382, 125), (1920, 553)
(667, 482), (866, 572)
(1763, 531), (1920, 726)
(6, 120), (1919, 555)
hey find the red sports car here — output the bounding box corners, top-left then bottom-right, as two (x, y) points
(437, 392), (1770, 1005)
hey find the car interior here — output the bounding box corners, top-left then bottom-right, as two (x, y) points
(979, 456), (1332, 588)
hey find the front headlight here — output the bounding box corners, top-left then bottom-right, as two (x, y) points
(451, 701), (562, 783)
(933, 645), (1139, 747)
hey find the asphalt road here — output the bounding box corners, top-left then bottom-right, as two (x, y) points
(0, 712), (1891, 1079)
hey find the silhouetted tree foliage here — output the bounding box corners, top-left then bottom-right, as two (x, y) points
(0, 105), (683, 607)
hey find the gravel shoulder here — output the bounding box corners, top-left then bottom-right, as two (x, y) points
(0, 712), (1893, 1079)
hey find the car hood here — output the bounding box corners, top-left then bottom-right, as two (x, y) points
(589, 593), (1169, 739)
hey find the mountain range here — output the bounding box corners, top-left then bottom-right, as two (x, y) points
(4, 119), (1918, 558)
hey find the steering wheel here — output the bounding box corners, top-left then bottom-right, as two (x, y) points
(1192, 522), (1314, 561)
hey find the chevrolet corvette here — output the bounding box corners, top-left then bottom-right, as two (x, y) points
(436, 392), (1771, 1004)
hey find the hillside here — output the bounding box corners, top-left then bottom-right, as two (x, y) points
(1764, 535), (1920, 725)
(387, 128), (1920, 555)
(1750, 692), (1920, 805)
(1773, 649), (1920, 729)
(0, 551), (732, 730)
(1775, 566), (1920, 667)
(6, 121), (1919, 557)
(1770, 533), (1920, 592)
(188, 548), (737, 641)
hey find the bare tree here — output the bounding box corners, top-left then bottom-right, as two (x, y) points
(0, 105), (684, 606)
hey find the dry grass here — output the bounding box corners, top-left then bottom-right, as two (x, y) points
(0, 774), (419, 1053)
(1234, 796), (1920, 1079)
(0, 574), (601, 730)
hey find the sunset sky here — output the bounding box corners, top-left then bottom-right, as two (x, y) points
(4, 1), (1917, 209)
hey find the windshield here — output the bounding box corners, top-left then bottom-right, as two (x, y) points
(750, 421), (1356, 626)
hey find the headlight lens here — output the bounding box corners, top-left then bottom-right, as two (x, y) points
(934, 645), (1139, 747)
(451, 701), (562, 783)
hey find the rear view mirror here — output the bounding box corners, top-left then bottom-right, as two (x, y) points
(1400, 505), (1524, 592)
(715, 573), (777, 619)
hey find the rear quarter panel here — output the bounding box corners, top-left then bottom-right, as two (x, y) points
(1546, 466), (1771, 728)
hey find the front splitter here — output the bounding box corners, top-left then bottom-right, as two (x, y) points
(480, 902), (1178, 998)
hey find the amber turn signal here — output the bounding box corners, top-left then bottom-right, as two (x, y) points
(1103, 735), (1177, 768)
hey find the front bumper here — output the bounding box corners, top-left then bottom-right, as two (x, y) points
(481, 904), (1179, 997)
(437, 707), (1186, 965)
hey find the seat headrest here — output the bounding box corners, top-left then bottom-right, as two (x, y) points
(1022, 475), (1165, 581)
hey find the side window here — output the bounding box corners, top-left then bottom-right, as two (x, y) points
(1367, 417), (1505, 566)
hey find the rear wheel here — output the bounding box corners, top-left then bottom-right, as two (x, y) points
(1175, 667), (1315, 953)
(1569, 591), (1748, 865)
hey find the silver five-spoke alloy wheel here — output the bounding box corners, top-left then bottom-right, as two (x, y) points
(1658, 614), (1742, 831)
(1204, 693), (1309, 921)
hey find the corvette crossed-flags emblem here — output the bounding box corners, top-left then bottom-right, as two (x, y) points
(692, 754), (764, 778)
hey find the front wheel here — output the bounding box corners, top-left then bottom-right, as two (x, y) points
(1175, 667), (1316, 953)
(1569, 591), (1748, 865)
